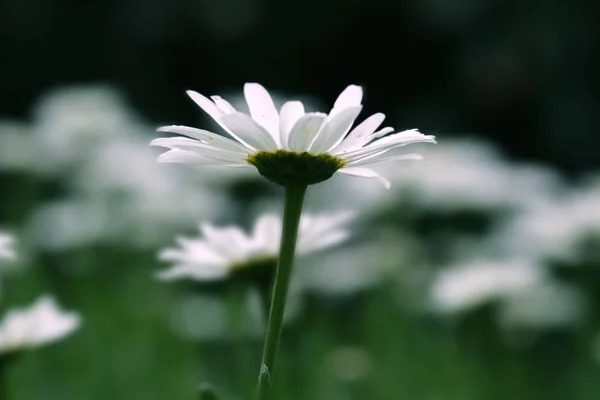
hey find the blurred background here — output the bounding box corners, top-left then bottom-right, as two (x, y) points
(1, 0), (600, 398)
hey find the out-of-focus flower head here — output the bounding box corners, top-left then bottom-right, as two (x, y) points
(374, 139), (565, 213)
(32, 86), (145, 174)
(429, 258), (545, 314)
(429, 258), (585, 330)
(156, 211), (355, 282)
(0, 296), (81, 354)
(296, 228), (421, 296)
(26, 199), (113, 251)
(488, 173), (600, 264)
(0, 232), (16, 262)
(497, 280), (584, 329)
(0, 121), (39, 172)
(23, 85), (231, 250)
(70, 137), (231, 247)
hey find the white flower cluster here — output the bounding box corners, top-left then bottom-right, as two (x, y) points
(0, 86), (231, 250)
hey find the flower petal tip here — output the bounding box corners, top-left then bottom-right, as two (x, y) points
(156, 125), (176, 133)
(149, 138), (164, 147)
(156, 152), (177, 163)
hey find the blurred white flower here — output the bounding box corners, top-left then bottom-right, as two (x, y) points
(156, 211), (354, 281)
(0, 232), (16, 261)
(70, 136), (231, 247)
(27, 199), (113, 251)
(497, 280), (584, 329)
(22, 85), (231, 250)
(0, 296), (81, 354)
(32, 85), (145, 174)
(488, 173), (600, 263)
(297, 228), (419, 296)
(305, 171), (389, 215)
(152, 83), (435, 188)
(488, 203), (581, 263)
(373, 139), (564, 212)
(571, 175), (600, 240)
(0, 121), (40, 172)
(429, 258), (545, 313)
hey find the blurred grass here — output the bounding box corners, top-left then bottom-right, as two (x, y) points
(5, 244), (600, 400)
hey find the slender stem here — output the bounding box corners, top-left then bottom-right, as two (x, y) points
(255, 269), (275, 326)
(255, 183), (307, 400)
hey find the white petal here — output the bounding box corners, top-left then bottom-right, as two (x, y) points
(157, 125), (252, 154)
(187, 90), (256, 149)
(309, 106), (363, 153)
(332, 113), (386, 153)
(200, 224), (252, 260)
(244, 83), (280, 145)
(368, 126), (395, 141)
(221, 112), (278, 151)
(169, 237), (228, 263)
(348, 153), (423, 167)
(157, 149), (215, 164)
(338, 167), (391, 189)
(340, 131), (436, 163)
(367, 129), (432, 147)
(287, 113), (327, 152)
(151, 137), (248, 164)
(186, 90), (229, 131)
(279, 101), (305, 148)
(251, 214), (281, 254)
(329, 85), (363, 119)
(210, 96), (237, 114)
(299, 230), (350, 254)
(157, 149), (246, 166)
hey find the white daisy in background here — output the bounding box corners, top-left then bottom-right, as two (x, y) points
(156, 211), (354, 281)
(487, 203), (582, 264)
(497, 280), (584, 329)
(296, 228), (421, 296)
(487, 174), (600, 264)
(0, 296), (81, 354)
(69, 137), (230, 247)
(21, 85), (230, 250)
(26, 199), (113, 251)
(429, 257), (585, 330)
(373, 139), (565, 212)
(429, 258), (545, 314)
(0, 121), (40, 172)
(32, 85), (144, 175)
(0, 232), (16, 262)
(151, 83), (435, 188)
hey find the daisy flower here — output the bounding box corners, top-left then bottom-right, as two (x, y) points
(151, 83), (436, 187)
(0, 296), (81, 354)
(156, 211), (354, 282)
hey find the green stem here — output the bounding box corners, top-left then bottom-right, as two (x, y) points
(255, 183), (307, 400)
(255, 272), (275, 327)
